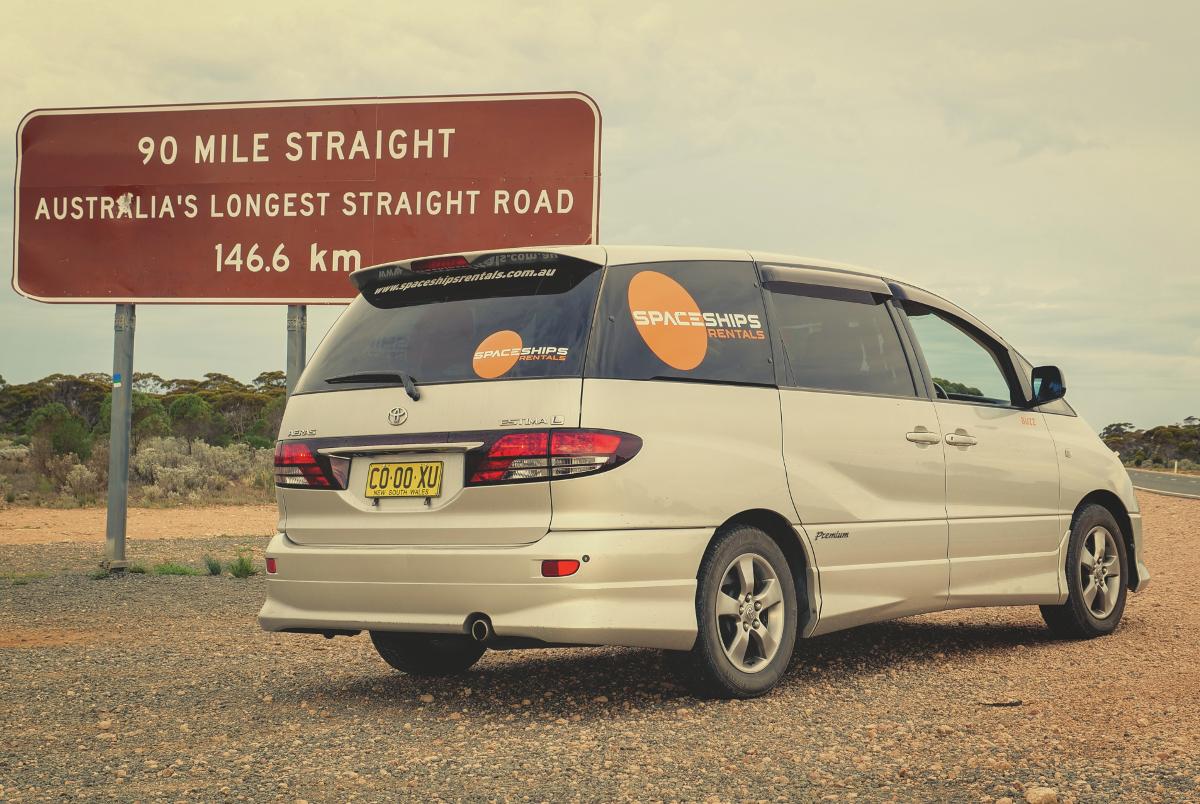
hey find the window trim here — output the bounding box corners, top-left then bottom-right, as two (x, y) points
(584, 259), (776, 387)
(894, 294), (1030, 410)
(757, 267), (922, 400)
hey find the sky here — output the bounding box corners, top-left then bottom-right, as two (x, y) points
(2, 1), (1197, 429)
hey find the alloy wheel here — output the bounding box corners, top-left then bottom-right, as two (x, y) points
(715, 553), (786, 673)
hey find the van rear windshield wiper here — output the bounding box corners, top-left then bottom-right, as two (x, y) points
(324, 370), (421, 401)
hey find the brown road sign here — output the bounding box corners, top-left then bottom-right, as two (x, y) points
(13, 92), (600, 304)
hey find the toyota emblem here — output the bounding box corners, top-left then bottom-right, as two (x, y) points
(387, 406), (408, 426)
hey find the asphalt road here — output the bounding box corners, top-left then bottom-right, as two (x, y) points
(1127, 468), (1200, 498)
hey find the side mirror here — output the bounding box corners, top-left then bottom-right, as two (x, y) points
(1027, 365), (1066, 407)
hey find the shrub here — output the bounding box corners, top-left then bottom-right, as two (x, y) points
(27, 403), (93, 462)
(131, 436), (272, 498)
(63, 463), (99, 502)
(88, 568), (112, 580)
(227, 550), (258, 578)
(152, 562), (203, 576)
(42, 453), (80, 490)
(0, 441), (30, 461)
(203, 555), (222, 576)
(128, 563), (147, 574)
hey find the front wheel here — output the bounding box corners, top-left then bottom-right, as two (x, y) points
(1040, 504), (1128, 639)
(369, 631), (486, 676)
(666, 525), (799, 698)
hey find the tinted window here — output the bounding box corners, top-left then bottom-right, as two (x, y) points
(588, 261), (773, 385)
(904, 303), (1014, 405)
(766, 284), (916, 397)
(295, 256), (602, 394)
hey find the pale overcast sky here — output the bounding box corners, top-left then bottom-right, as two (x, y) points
(3, 1), (1197, 429)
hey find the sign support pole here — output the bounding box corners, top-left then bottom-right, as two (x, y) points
(286, 304), (307, 396)
(103, 304), (135, 570)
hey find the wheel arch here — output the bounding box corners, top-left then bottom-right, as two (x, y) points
(1074, 490), (1138, 589)
(716, 508), (820, 636)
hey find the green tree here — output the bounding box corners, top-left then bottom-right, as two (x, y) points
(210, 390), (268, 441)
(97, 392), (171, 444)
(168, 394), (223, 444)
(253, 370), (286, 391)
(932, 377), (984, 397)
(26, 402), (93, 461)
(1100, 422), (1135, 439)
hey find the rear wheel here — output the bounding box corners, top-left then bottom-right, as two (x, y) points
(369, 631), (486, 676)
(666, 525), (799, 699)
(1040, 504), (1128, 639)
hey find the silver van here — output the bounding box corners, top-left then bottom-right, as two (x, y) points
(260, 246), (1149, 698)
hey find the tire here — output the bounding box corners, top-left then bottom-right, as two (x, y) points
(369, 631), (486, 676)
(665, 525), (799, 699)
(1040, 504), (1128, 639)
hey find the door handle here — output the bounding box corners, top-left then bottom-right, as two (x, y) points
(945, 432), (978, 447)
(906, 430), (942, 445)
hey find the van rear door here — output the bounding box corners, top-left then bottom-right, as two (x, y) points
(277, 249), (604, 546)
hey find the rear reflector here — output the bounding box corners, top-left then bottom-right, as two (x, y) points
(265, 557), (277, 574)
(541, 559), (580, 577)
(466, 429), (641, 486)
(274, 441), (348, 489)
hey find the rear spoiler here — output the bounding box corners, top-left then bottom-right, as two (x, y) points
(350, 249), (599, 294)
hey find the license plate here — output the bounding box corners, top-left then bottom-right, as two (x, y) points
(364, 461), (444, 498)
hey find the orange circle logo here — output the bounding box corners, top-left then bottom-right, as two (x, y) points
(627, 271), (707, 370)
(473, 330), (523, 378)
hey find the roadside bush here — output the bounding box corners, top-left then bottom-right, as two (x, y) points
(27, 403), (93, 463)
(0, 440), (29, 461)
(227, 550), (258, 578)
(203, 555), (222, 576)
(152, 562), (203, 576)
(131, 436), (271, 497)
(63, 463), (100, 503)
(42, 453), (80, 491)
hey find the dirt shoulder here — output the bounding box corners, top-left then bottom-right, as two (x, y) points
(0, 493), (1196, 801)
(0, 504), (276, 545)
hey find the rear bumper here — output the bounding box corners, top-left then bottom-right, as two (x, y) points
(257, 528), (711, 650)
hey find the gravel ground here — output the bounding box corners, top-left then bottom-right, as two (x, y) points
(1, 493), (1198, 802)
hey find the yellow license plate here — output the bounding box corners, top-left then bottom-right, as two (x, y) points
(364, 461), (444, 498)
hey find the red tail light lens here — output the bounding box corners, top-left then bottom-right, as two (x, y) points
(466, 429), (640, 486)
(541, 559), (580, 577)
(273, 441), (348, 489)
(265, 557), (277, 574)
(411, 255), (470, 272)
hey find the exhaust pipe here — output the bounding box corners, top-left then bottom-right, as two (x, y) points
(467, 614), (492, 643)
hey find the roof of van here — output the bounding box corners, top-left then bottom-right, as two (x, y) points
(355, 244), (1013, 353)
(360, 244), (912, 287)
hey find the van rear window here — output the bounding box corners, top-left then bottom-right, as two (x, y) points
(587, 261), (774, 386)
(294, 256), (603, 394)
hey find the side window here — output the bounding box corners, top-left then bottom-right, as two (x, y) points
(765, 284), (917, 397)
(588, 261), (773, 385)
(904, 303), (1015, 405)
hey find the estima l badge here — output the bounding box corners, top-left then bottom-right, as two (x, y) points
(387, 407), (408, 426)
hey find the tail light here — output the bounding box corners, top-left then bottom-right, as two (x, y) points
(274, 441), (349, 489)
(411, 255), (470, 272)
(541, 559), (580, 577)
(466, 429), (641, 486)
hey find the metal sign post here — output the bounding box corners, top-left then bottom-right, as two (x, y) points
(103, 304), (135, 569)
(286, 305), (307, 395)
